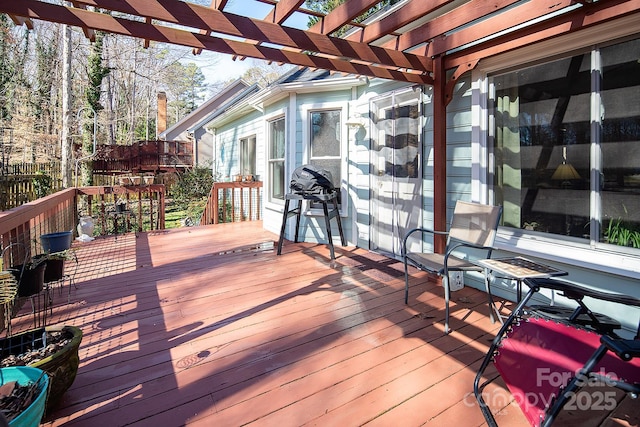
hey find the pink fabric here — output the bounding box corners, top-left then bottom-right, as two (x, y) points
(494, 317), (640, 426)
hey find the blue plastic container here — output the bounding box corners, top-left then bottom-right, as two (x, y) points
(0, 366), (49, 427)
(40, 231), (73, 253)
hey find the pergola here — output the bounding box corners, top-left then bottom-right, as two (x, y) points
(3, 0), (639, 246)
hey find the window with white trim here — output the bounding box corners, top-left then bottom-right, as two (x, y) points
(268, 117), (286, 202)
(489, 36), (640, 252)
(239, 135), (256, 177)
(309, 109), (341, 204)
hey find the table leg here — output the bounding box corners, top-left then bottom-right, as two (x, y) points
(484, 268), (504, 324)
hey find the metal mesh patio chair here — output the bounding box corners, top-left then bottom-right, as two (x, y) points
(401, 200), (502, 334)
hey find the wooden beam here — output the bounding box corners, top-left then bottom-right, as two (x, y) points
(264, 0), (306, 24)
(193, 0), (228, 54)
(62, 0), (431, 74)
(71, 1), (96, 42)
(234, 0), (306, 65)
(444, 0), (640, 70)
(382, 0), (520, 53)
(214, 0), (229, 10)
(444, 59), (479, 106)
(433, 55), (447, 254)
(144, 17), (151, 48)
(1, 0), (431, 84)
(8, 15), (33, 29)
(345, 0), (457, 45)
(309, 0), (379, 35)
(429, 0), (575, 57)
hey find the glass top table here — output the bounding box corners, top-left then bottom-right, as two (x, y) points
(475, 257), (568, 320)
(475, 257), (567, 280)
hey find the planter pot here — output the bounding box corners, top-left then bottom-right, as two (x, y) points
(8, 263), (45, 297)
(40, 232), (73, 253)
(0, 325), (82, 411)
(44, 259), (64, 283)
(31, 256), (65, 283)
(0, 366), (49, 427)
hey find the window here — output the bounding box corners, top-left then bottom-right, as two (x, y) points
(268, 117), (286, 201)
(490, 36), (640, 251)
(309, 109), (341, 197)
(239, 135), (256, 176)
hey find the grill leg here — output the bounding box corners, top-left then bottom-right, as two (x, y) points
(277, 199), (291, 255)
(322, 201), (336, 260)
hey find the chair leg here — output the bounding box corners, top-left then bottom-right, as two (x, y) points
(443, 274), (451, 334)
(403, 258), (410, 304)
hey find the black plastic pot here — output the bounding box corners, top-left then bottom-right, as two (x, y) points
(9, 263), (46, 297)
(32, 255), (65, 283)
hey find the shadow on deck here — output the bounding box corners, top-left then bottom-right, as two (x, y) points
(9, 222), (524, 426)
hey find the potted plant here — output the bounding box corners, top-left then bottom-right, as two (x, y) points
(0, 325), (82, 411)
(7, 257), (46, 298)
(1, 244), (44, 298)
(31, 249), (75, 283)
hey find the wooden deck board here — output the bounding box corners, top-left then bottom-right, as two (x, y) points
(5, 222), (527, 426)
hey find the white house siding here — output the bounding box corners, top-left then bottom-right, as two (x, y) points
(214, 110), (264, 182)
(351, 86), (376, 248)
(262, 98), (290, 237)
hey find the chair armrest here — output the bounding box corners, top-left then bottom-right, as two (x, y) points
(401, 227), (448, 256)
(524, 277), (640, 308)
(600, 335), (640, 361)
(443, 241), (495, 267)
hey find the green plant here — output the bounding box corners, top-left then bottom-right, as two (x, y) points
(170, 164), (215, 202)
(32, 171), (52, 198)
(605, 218), (640, 248)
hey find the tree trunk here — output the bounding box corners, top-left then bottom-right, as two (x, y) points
(61, 24), (73, 188)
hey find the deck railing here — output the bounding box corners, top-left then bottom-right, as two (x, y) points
(0, 185), (165, 259)
(76, 185), (165, 235)
(0, 187), (77, 263)
(200, 181), (263, 225)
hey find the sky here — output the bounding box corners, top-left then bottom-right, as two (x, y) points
(184, 0), (310, 86)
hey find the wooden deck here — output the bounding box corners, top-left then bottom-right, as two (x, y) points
(9, 222), (525, 426)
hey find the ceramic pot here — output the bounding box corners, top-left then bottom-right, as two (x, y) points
(0, 325), (83, 411)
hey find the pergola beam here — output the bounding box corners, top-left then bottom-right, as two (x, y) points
(381, 0), (520, 53)
(8, 14), (33, 29)
(2, 0), (431, 84)
(444, 0), (640, 69)
(309, 0), (379, 35)
(58, 0), (432, 74)
(265, 0), (306, 24)
(429, 0), (576, 57)
(345, 0), (457, 45)
(70, 1), (96, 42)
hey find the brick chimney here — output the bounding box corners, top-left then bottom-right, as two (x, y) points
(157, 92), (167, 136)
